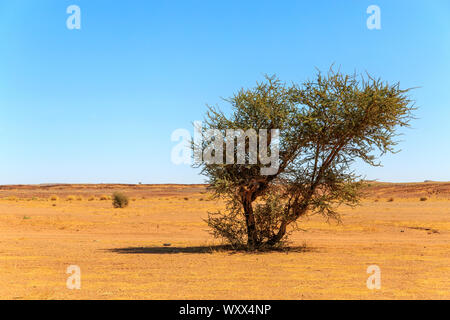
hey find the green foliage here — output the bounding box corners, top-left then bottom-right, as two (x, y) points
(197, 67), (415, 250)
(112, 192), (129, 208)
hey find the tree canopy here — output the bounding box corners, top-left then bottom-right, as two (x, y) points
(195, 67), (415, 250)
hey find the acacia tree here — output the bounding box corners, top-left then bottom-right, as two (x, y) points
(195, 68), (415, 250)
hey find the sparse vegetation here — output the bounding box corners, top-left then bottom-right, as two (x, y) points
(0, 183), (448, 299)
(66, 195), (76, 201)
(50, 195), (58, 201)
(100, 195), (109, 201)
(112, 192), (129, 208)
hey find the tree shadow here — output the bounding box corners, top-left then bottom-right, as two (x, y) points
(106, 244), (314, 255)
(108, 245), (229, 254)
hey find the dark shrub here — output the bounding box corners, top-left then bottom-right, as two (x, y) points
(112, 192), (129, 208)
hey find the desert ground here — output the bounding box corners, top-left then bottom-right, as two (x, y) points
(0, 182), (448, 299)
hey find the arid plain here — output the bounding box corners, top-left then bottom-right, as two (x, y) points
(0, 182), (448, 299)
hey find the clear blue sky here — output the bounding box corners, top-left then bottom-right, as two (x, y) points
(0, 0), (449, 184)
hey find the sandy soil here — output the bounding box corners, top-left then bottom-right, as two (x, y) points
(0, 183), (448, 299)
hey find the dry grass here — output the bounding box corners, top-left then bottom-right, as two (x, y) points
(0, 183), (448, 299)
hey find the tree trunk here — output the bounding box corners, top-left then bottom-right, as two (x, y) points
(267, 201), (309, 246)
(267, 221), (287, 246)
(242, 193), (258, 250)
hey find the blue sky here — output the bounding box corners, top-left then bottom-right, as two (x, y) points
(0, 0), (449, 184)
